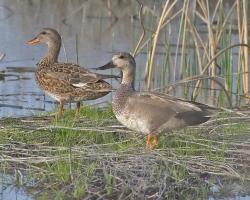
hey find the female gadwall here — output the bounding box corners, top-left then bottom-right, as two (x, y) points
(27, 28), (118, 116)
(96, 52), (215, 149)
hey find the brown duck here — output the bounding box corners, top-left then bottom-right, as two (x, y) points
(27, 28), (118, 116)
(96, 52), (216, 149)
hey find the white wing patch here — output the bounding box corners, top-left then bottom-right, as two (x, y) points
(72, 83), (89, 88)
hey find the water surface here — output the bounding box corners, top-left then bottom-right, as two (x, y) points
(0, 0), (146, 117)
(1, 0), (248, 117)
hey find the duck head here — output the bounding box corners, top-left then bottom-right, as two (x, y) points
(97, 52), (135, 71)
(26, 28), (61, 46)
(26, 28), (61, 63)
(96, 52), (136, 86)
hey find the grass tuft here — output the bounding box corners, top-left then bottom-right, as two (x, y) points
(0, 105), (250, 199)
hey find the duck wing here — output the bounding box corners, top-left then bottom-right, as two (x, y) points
(43, 63), (118, 88)
(145, 92), (216, 114)
(124, 92), (216, 132)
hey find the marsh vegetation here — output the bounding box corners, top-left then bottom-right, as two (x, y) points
(0, 106), (249, 199)
(0, 0), (250, 199)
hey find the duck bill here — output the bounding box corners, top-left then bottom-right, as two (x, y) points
(26, 37), (40, 45)
(95, 61), (116, 70)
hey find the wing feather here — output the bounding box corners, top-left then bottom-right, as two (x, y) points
(41, 63), (110, 88)
(123, 91), (215, 131)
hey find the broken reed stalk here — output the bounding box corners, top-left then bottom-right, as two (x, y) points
(135, 9), (182, 56)
(145, 0), (177, 91)
(236, 0), (249, 98)
(242, 0), (249, 97)
(153, 75), (232, 107)
(134, 0), (247, 106)
(192, 43), (249, 100)
(173, 0), (188, 83)
(236, 0), (243, 98)
(186, 15), (203, 73)
(197, 0), (218, 105)
(192, 0), (243, 104)
(207, 0), (218, 105)
(240, 0), (249, 97)
(132, 0), (145, 57)
(180, 0), (189, 84)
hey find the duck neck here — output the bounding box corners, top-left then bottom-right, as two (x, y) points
(120, 67), (135, 90)
(113, 66), (135, 115)
(39, 41), (61, 67)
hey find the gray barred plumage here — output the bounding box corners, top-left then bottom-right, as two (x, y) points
(96, 52), (217, 149)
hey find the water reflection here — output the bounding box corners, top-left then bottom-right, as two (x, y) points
(0, 173), (33, 200)
(0, 0), (145, 117)
(0, 0), (249, 118)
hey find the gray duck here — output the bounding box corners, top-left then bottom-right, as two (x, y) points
(27, 28), (118, 116)
(96, 52), (216, 149)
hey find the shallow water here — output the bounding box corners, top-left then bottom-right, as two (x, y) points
(0, 0), (248, 117)
(0, 0), (147, 117)
(0, 173), (32, 200)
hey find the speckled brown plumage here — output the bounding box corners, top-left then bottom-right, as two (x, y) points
(35, 58), (112, 102)
(27, 28), (117, 116)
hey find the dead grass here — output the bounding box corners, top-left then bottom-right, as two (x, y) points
(0, 106), (250, 199)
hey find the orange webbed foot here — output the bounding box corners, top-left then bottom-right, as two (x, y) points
(146, 134), (158, 149)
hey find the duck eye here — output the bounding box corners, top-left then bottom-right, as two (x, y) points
(41, 31), (46, 35)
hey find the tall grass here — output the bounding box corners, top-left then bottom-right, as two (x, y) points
(237, 0), (249, 98)
(135, 0), (249, 106)
(145, 0), (177, 91)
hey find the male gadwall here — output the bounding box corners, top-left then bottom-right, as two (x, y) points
(27, 28), (118, 116)
(96, 52), (216, 149)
